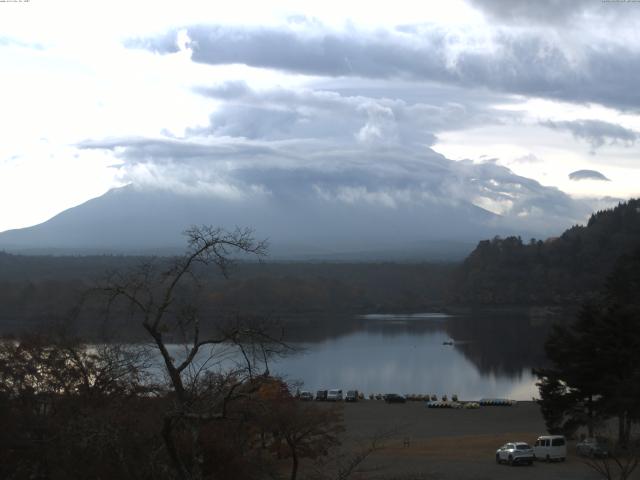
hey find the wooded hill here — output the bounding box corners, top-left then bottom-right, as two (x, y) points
(449, 199), (640, 305)
(0, 254), (454, 336)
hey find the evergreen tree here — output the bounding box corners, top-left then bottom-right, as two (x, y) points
(536, 249), (640, 445)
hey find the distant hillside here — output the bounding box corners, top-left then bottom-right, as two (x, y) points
(0, 253), (455, 336)
(0, 184), (498, 260)
(0, 181), (578, 261)
(450, 199), (640, 305)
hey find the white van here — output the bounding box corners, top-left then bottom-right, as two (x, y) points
(534, 435), (567, 462)
(327, 389), (343, 401)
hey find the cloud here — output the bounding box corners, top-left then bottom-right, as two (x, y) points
(190, 81), (510, 146)
(129, 22), (640, 110)
(512, 153), (543, 164)
(469, 0), (592, 25)
(0, 36), (44, 50)
(469, 0), (640, 30)
(541, 119), (638, 150)
(79, 134), (590, 237)
(569, 170), (611, 182)
(76, 81), (595, 237)
(355, 102), (398, 145)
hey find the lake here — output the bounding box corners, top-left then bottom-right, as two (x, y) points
(162, 311), (553, 401)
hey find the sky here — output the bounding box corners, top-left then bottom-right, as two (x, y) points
(1, 0), (639, 234)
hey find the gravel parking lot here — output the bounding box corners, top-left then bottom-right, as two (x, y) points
(329, 400), (635, 480)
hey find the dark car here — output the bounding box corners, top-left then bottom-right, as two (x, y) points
(299, 390), (313, 401)
(384, 393), (406, 403)
(345, 390), (359, 402)
(315, 390), (328, 401)
(576, 438), (609, 458)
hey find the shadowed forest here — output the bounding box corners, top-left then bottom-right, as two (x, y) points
(1, 199), (639, 338)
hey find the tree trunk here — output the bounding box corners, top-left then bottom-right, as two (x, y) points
(287, 438), (299, 480)
(145, 325), (186, 402)
(290, 451), (298, 480)
(191, 422), (204, 480)
(163, 416), (191, 480)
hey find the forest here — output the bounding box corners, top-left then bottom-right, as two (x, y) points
(0, 254), (453, 337)
(450, 199), (640, 305)
(1, 199), (639, 337)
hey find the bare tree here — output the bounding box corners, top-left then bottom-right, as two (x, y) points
(100, 226), (291, 480)
(261, 398), (344, 480)
(584, 445), (640, 480)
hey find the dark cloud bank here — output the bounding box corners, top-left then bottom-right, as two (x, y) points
(130, 19), (640, 111)
(470, 0), (595, 25)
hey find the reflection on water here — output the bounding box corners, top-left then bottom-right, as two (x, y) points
(266, 312), (551, 400)
(154, 312), (552, 401)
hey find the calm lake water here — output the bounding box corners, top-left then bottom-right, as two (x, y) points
(163, 311), (552, 401)
(267, 312), (549, 401)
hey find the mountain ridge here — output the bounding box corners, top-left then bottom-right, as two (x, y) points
(0, 184), (533, 260)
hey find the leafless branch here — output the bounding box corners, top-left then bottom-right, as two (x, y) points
(583, 446), (640, 480)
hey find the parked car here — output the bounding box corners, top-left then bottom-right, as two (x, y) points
(496, 442), (534, 466)
(384, 393), (406, 403)
(576, 437), (609, 458)
(480, 398), (515, 406)
(299, 390), (313, 401)
(533, 435), (567, 462)
(315, 390), (328, 401)
(345, 390), (359, 402)
(327, 389), (343, 401)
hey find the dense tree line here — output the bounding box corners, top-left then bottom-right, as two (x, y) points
(535, 248), (640, 446)
(450, 199), (640, 305)
(0, 254), (454, 336)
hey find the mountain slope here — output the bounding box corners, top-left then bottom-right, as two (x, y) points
(0, 184), (512, 259)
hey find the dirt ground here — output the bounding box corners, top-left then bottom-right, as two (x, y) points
(315, 400), (639, 480)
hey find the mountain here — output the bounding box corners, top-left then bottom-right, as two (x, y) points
(0, 184), (527, 260)
(450, 199), (640, 305)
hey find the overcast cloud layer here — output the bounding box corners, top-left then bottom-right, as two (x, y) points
(0, 0), (638, 238)
(114, 0), (640, 236)
(79, 80), (590, 237)
(133, 18), (640, 111)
